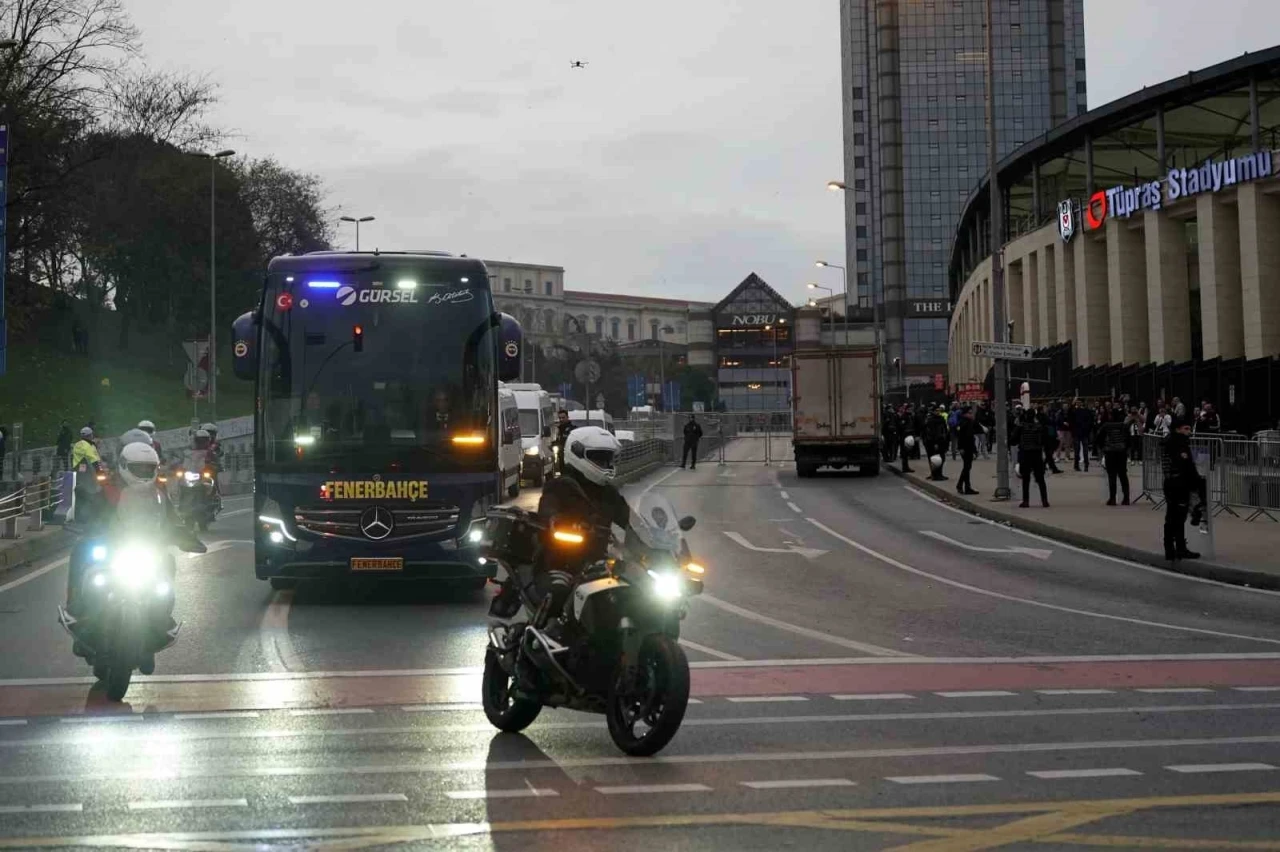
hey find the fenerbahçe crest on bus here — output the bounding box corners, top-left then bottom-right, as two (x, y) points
(322, 479), (430, 502)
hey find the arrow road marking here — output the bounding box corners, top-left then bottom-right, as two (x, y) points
(919, 530), (1052, 560)
(723, 531), (827, 560)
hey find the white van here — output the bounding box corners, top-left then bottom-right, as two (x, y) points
(505, 383), (554, 485)
(568, 408), (615, 434)
(497, 387), (521, 498)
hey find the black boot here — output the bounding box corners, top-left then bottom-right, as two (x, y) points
(1176, 539), (1201, 560)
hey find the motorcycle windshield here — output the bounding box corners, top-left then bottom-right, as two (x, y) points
(629, 492), (683, 552)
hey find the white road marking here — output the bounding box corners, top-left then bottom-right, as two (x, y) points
(637, 465), (684, 496)
(6, 653), (1279, 687)
(787, 501), (804, 513)
(687, 698), (703, 704)
(0, 719), (26, 727)
(1035, 689), (1116, 695)
(59, 715), (142, 724)
(0, 804), (82, 814)
(1234, 686), (1280, 692)
(446, 788), (558, 800)
(288, 708), (374, 717)
(289, 793), (407, 805)
(174, 711), (261, 721)
(741, 778), (856, 790)
(726, 695), (808, 703)
(1135, 687), (1215, 694)
(1166, 763), (1275, 774)
(919, 529), (1052, 560)
(595, 784), (712, 795)
(401, 704), (483, 713)
(0, 555), (68, 596)
(832, 693), (915, 701)
(128, 798), (248, 811)
(678, 638), (743, 661)
(722, 531), (827, 559)
(779, 490), (790, 500)
(935, 690), (1018, 698)
(696, 594), (912, 657)
(219, 507), (252, 518)
(806, 516), (1280, 646)
(904, 485), (1280, 598)
(886, 774), (1000, 785)
(260, 588), (304, 673)
(8, 734), (1280, 785)
(1028, 768), (1142, 779)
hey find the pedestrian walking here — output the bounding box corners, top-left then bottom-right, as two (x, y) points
(680, 414), (703, 469)
(882, 405), (899, 462)
(1043, 411), (1063, 474)
(1098, 407), (1131, 505)
(1126, 408), (1143, 463)
(56, 420), (73, 473)
(955, 407), (979, 495)
(924, 406), (950, 481)
(1013, 408), (1050, 508)
(1071, 402), (1094, 471)
(1161, 418), (1204, 561)
(899, 406), (917, 474)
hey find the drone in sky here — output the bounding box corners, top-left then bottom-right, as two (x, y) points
(570, 60), (588, 69)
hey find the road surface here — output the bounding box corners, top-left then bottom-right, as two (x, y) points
(0, 439), (1277, 849)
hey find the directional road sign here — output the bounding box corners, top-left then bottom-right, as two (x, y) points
(971, 340), (1034, 361)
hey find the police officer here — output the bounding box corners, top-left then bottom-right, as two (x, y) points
(1012, 407), (1050, 508)
(1162, 417), (1203, 561)
(553, 409), (573, 475)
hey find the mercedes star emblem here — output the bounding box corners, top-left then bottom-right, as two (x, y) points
(359, 506), (394, 540)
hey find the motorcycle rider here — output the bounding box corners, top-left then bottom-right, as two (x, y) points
(137, 420), (161, 459)
(70, 426), (103, 526)
(200, 423), (224, 509)
(534, 426), (632, 628)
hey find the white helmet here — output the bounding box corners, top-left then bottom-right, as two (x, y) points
(929, 454), (944, 471)
(564, 426), (620, 486)
(79, 426), (94, 439)
(137, 420), (156, 434)
(119, 441), (160, 488)
(904, 435), (916, 450)
(201, 422), (218, 436)
(193, 428), (211, 449)
(119, 428), (153, 449)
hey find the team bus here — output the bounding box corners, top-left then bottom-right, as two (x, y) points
(231, 251), (522, 589)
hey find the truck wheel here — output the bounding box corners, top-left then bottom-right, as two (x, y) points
(860, 463), (880, 476)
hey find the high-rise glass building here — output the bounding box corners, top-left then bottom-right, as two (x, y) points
(839, 0), (1086, 387)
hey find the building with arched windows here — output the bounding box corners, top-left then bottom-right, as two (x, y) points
(946, 48), (1280, 430)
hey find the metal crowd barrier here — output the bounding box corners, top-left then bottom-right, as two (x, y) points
(616, 439), (670, 481)
(1136, 432), (1279, 522)
(1135, 434), (1165, 507)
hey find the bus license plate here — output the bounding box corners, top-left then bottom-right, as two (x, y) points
(351, 557), (403, 572)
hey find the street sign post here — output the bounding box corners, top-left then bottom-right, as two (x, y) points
(971, 340), (1034, 361)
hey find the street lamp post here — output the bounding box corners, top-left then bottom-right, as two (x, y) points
(985, 0), (1011, 501)
(763, 318), (787, 410)
(188, 148), (236, 421)
(657, 324), (675, 410)
(826, 179), (887, 399)
(814, 261), (847, 345)
(806, 283), (835, 347)
(340, 215), (375, 251)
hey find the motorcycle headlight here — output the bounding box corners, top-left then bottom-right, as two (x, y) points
(183, 471), (201, 482)
(90, 545), (108, 562)
(110, 544), (162, 589)
(648, 569), (685, 602)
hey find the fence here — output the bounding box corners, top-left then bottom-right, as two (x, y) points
(0, 475), (64, 540)
(666, 411), (792, 467)
(1135, 433), (1279, 522)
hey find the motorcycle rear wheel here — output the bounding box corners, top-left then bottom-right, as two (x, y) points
(606, 634), (690, 756)
(105, 664), (132, 702)
(482, 648), (541, 732)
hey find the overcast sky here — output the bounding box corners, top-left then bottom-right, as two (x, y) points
(127, 0), (1280, 305)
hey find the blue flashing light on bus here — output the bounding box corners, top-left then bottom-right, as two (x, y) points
(308, 280), (341, 289)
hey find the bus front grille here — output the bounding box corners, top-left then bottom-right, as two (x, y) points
(293, 504), (461, 541)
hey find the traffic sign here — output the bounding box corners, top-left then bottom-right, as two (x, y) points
(971, 340), (1034, 361)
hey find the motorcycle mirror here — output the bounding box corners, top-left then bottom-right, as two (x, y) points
(678, 515), (696, 532)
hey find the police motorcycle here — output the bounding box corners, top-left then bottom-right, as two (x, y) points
(479, 492), (705, 756)
(58, 442), (204, 702)
(171, 430), (220, 531)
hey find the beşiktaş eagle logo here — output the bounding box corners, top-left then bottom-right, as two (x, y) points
(1057, 199), (1076, 243)
(336, 285), (358, 306)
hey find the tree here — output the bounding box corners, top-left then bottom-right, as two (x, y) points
(235, 157), (333, 265)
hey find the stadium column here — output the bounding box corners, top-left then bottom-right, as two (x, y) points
(1073, 232), (1110, 367)
(1024, 251), (1040, 347)
(1143, 209), (1191, 364)
(1037, 244), (1056, 352)
(1237, 182), (1280, 360)
(1196, 192), (1243, 361)
(1055, 235), (1077, 360)
(1007, 259), (1025, 344)
(1106, 216), (1149, 365)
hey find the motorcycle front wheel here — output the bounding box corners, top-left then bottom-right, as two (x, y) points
(105, 661), (132, 702)
(481, 648), (541, 732)
(606, 633), (690, 757)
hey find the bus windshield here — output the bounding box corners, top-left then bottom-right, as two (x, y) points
(257, 265), (496, 471)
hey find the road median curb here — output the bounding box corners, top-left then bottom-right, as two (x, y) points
(0, 527), (74, 579)
(885, 465), (1280, 592)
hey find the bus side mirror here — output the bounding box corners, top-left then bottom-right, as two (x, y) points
(231, 311), (258, 381)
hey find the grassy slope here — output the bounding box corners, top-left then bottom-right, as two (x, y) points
(0, 344), (253, 448)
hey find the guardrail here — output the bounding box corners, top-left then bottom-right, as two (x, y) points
(0, 475), (63, 540)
